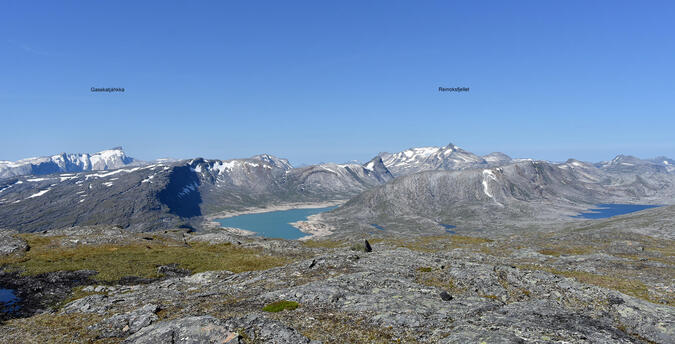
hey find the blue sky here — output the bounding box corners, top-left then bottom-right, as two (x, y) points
(1, 1), (673, 165)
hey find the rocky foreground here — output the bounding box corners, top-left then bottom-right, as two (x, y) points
(0, 208), (674, 343)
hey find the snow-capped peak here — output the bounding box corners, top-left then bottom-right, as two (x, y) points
(250, 154), (293, 170)
(377, 143), (487, 176)
(0, 147), (139, 179)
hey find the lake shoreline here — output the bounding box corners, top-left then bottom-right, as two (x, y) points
(203, 201), (345, 239)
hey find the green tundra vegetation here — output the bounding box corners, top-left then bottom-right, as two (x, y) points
(0, 234), (295, 282)
(262, 300), (300, 313)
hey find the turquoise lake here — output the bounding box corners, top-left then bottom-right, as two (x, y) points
(215, 206), (338, 240)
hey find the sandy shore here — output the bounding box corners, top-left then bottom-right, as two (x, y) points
(291, 213), (336, 240)
(202, 200), (345, 239)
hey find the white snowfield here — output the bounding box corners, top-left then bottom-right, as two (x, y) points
(85, 167), (143, 179)
(26, 177), (52, 182)
(28, 188), (51, 198)
(141, 175), (155, 183)
(380, 143), (490, 176)
(194, 159), (265, 175)
(390, 146), (446, 165)
(314, 163), (371, 176)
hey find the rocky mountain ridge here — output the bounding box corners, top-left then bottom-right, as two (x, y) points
(597, 154), (674, 174)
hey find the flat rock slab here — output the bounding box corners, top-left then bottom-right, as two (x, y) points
(124, 315), (317, 344)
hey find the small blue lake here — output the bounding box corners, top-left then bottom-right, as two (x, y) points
(440, 224), (456, 234)
(574, 204), (661, 219)
(0, 288), (20, 313)
(371, 224), (385, 231)
(215, 206), (337, 240)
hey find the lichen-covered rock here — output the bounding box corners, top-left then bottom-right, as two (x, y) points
(62, 294), (111, 314)
(123, 315), (316, 344)
(92, 304), (159, 338)
(0, 230), (27, 256)
(157, 264), (191, 278)
(223, 314), (318, 344)
(123, 316), (236, 344)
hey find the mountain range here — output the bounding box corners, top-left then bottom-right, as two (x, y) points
(0, 147), (139, 179)
(0, 144), (673, 234)
(0, 151), (393, 232)
(596, 154), (674, 174)
(314, 158), (675, 237)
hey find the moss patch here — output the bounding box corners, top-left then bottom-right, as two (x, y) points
(415, 269), (461, 295)
(517, 264), (673, 307)
(2, 313), (108, 344)
(0, 235), (294, 282)
(293, 311), (416, 343)
(262, 300), (299, 312)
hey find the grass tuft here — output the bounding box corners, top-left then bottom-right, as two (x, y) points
(262, 300), (299, 312)
(2, 313), (106, 343)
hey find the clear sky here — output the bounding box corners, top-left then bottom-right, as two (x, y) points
(1, 1), (673, 165)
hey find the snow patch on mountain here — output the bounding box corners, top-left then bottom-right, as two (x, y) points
(28, 188), (51, 198)
(178, 182), (199, 198)
(482, 169), (497, 198)
(250, 154), (293, 170)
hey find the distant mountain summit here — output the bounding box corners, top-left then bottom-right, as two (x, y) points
(250, 154), (293, 170)
(482, 152), (513, 165)
(596, 154), (670, 174)
(0, 147), (140, 178)
(650, 156), (675, 173)
(364, 156), (394, 182)
(377, 143), (510, 176)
